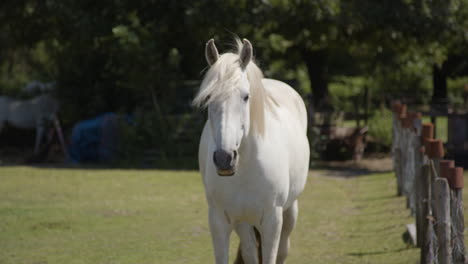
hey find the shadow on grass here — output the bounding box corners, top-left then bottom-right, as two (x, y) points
(311, 156), (393, 178)
(2, 154), (393, 173)
(312, 165), (392, 178)
(353, 194), (396, 202)
(347, 247), (409, 257)
(0, 157), (200, 171)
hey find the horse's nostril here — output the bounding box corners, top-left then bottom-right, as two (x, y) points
(213, 149), (236, 170)
(233, 150), (237, 160)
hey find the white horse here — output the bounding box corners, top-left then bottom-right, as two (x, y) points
(0, 94), (59, 154)
(193, 38), (310, 264)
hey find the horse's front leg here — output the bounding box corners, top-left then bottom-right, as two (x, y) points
(209, 206), (233, 264)
(234, 223), (259, 264)
(259, 207), (283, 264)
(276, 200), (298, 264)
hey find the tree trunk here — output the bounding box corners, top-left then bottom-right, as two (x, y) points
(431, 62), (448, 114)
(303, 49), (332, 111)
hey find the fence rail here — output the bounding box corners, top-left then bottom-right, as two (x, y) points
(391, 101), (466, 264)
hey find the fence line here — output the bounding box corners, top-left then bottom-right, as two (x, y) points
(391, 101), (466, 264)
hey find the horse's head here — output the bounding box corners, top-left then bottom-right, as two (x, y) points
(194, 38), (255, 176)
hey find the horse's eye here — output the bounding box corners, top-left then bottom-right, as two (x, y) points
(204, 95), (211, 104)
(243, 95), (249, 102)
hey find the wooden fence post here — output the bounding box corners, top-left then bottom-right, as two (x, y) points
(420, 160), (433, 263)
(401, 116), (412, 207)
(434, 178), (452, 264)
(391, 102), (398, 192)
(395, 104), (407, 196)
(415, 148), (424, 248)
(413, 116), (424, 247)
(417, 123), (434, 249)
(404, 112), (421, 214)
(392, 109), (466, 264)
(423, 138), (445, 264)
(422, 123), (435, 148)
(428, 139), (444, 196)
(400, 104), (407, 194)
(448, 167), (466, 264)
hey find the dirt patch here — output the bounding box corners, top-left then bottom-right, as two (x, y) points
(313, 156), (393, 178)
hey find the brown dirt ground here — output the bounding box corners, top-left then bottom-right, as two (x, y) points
(313, 156), (393, 178)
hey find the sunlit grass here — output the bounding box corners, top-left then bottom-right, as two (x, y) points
(0, 167), (438, 263)
(422, 116), (448, 142)
(291, 171), (419, 264)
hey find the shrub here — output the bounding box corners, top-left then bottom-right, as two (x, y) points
(117, 108), (203, 168)
(368, 107), (393, 150)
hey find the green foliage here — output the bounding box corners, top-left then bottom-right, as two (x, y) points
(370, 51), (433, 105)
(329, 76), (366, 112)
(0, 41), (55, 97)
(422, 116), (448, 143)
(368, 107), (393, 148)
(0, 0), (467, 162)
(117, 108), (203, 168)
(117, 111), (161, 167)
(448, 77), (468, 108)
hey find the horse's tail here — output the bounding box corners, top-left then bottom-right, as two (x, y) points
(233, 227), (262, 264)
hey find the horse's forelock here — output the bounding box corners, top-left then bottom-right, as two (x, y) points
(193, 40), (272, 137)
(192, 53), (241, 108)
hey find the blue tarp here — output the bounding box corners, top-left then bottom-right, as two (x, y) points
(69, 112), (119, 163)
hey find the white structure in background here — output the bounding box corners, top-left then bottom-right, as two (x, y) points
(22, 80), (56, 94)
(0, 94), (59, 155)
(0, 80), (66, 158)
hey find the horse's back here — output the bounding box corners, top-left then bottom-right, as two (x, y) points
(262, 79), (307, 133)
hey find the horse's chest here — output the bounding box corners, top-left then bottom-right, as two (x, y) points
(211, 189), (267, 224)
(205, 175), (287, 224)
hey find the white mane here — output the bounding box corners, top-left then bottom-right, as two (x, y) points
(193, 39), (275, 136)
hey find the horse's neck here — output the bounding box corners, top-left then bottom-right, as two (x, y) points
(239, 132), (264, 160)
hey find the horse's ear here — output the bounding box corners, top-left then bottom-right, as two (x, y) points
(239, 39), (253, 69)
(205, 39), (219, 66)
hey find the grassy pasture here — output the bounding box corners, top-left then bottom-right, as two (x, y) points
(0, 166), (445, 264)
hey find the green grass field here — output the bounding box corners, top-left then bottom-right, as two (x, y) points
(0, 166), (437, 263)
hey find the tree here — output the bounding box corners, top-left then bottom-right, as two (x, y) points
(254, 0), (342, 110)
(342, 0), (468, 110)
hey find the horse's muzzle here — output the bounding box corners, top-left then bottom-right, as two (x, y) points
(217, 169), (236, 176)
(213, 149), (237, 176)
